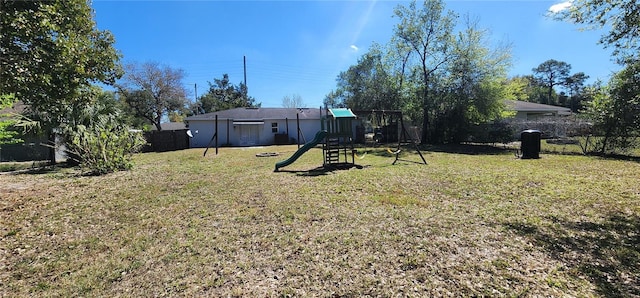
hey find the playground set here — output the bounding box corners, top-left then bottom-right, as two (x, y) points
(274, 108), (426, 172)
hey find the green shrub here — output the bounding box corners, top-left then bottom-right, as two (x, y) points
(62, 114), (146, 175)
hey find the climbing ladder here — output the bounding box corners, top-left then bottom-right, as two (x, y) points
(318, 108), (358, 169)
(324, 137), (341, 165)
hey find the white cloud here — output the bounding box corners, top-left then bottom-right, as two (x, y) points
(350, 45), (359, 52)
(548, 1), (572, 13)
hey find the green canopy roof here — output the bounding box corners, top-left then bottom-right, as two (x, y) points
(328, 108), (356, 118)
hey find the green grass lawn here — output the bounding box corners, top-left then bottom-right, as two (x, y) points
(1, 145), (639, 296)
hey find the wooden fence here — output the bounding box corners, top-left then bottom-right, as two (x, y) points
(143, 130), (190, 153)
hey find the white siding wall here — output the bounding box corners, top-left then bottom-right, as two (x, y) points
(280, 119), (322, 144)
(187, 118), (321, 147)
(187, 120), (230, 148)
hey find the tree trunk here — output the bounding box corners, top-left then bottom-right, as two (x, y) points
(48, 130), (56, 165)
(421, 105), (430, 144)
(600, 124), (613, 155)
(154, 114), (163, 131)
(420, 83), (431, 145)
(420, 69), (431, 145)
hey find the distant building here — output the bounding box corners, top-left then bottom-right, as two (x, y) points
(505, 100), (572, 120)
(184, 107), (322, 147)
(150, 122), (188, 131)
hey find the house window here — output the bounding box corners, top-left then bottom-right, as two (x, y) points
(271, 122), (278, 133)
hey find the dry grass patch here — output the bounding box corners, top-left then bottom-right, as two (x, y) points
(1, 145), (639, 296)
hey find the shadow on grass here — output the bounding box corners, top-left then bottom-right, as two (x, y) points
(356, 143), (514, 156)
(427, 143), (515, 155)
(505, 214), (640, 297)
(276, 164), (366, 177)
(593, 153), (640, 163)
(0, 161), (76, 175)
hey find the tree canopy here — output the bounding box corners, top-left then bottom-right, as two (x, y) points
(0, 0), (122, 128)
(1, 0), (123, 165)
(117, 62), (188, 131)
(331, 44), (400, 111)
(393, 0), (457, 143)
(282, 94), (305, 108)
(554, 0), (639, 155)
(195, 74), (259, 113)
(582, 60), (640, 154)
(532, 59), (571, 105)
(328, 0), (512, 144)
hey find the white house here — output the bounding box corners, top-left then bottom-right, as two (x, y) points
(505, 100), (572, 120)
(184, 107), (322, 147)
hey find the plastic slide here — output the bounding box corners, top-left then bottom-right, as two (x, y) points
(274, 130), (327, 171)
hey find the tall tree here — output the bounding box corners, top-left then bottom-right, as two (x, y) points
(564, 72), (589, 97)
(557, 0), (639, 155)
(564, 72), (590, 112)
(503, 76), (531, 102)
(196, 74), (259, 113)
(532, 59), (571, 105)
(431, 15), (511, 143)
(117, 62), (188, 131)
(554, 0), (639, 62)
(282, 94), (305, 108)
(332, 44), (399, 111)
(583, 60), (640, 154)
(1, 0), (122, 163)
(328, 1), (511, 143)
(0, 0), (122, 127)
(323, 90), (345, 109)
(393, 0), (456, 144)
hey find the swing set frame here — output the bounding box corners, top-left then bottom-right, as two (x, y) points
(352, 110), (427, 165)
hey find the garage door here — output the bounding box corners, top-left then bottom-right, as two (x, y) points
(238, 124), (260, 146)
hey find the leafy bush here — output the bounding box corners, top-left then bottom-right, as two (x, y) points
(468, 117), (594, 145)
(468, 120), (514, 144)
(581, 61), (640, 155)
(1, 93), (40, 146)
(1, 94), (20, 145)
(62, 114), (146, 175)
(60, 88), (147, 175)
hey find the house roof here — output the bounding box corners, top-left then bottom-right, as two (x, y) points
(151, 122), (188, 131)
(0, 101), (28, 123)
(0, 101), (28, 115)
(185, 107), (322, 122)
(505, 100), (572, 115)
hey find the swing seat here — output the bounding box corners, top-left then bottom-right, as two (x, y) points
(353, 149), (367, 159)
(387, 148), (402, 155)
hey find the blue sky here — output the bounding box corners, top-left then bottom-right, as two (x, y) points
(92, 0), (619, 108)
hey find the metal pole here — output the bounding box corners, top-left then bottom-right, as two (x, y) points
(243, 56), (247, 91)
(215, 115), (218, 155)
(296, 113), (300, 149)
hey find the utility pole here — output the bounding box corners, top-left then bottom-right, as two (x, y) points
(194, 83), (199, 114)
(243, 55), (247, 95)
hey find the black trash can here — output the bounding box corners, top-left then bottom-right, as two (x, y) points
(520, 130), (541, 159)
